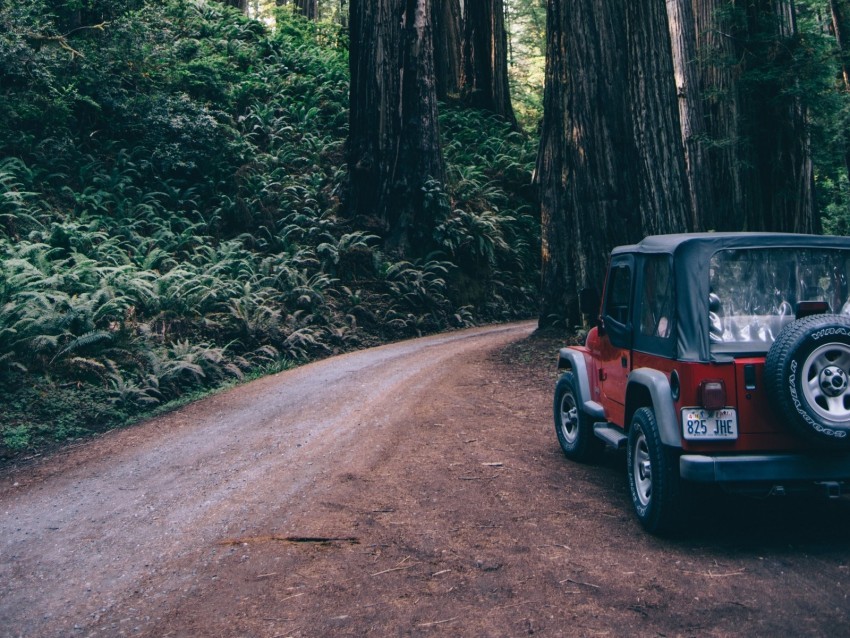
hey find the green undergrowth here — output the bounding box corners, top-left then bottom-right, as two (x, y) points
(0, 0), (539, 459)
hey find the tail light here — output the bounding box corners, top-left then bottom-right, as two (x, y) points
(796, 300), (830, 319)
(699, 380), (727, 411)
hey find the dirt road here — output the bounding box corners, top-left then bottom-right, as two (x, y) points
(3, 322), (850, 637)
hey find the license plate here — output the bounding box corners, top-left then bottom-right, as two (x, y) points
(681, 408), (738, 441)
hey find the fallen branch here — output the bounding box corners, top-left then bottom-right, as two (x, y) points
(219, 535), (359, 546)
(708, 570), (746, 578)
(417, 618), (457, 628)
(279, 593), (305, 603)
(283, 536), (359, 544)
(559, 577), (600, 589)
(679, 568), (746, 578)
(371, 563), (418, 577)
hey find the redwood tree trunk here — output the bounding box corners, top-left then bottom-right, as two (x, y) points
(627, 0), (693, 236)
(830, 0), (850, 184)
(537, 0), (639, 327)
(738, 0), (816, 232)
(692, 0), (816, 233)
(536, 0), (578, 327)
(348, 0), (446, 256)
(692, 0), (745, 232)
(296, 0), (318, 19)
(276, 0), (318, 19)
(433, 0), (463, 99)
(536, 0), (690, 327)
(461, 0), (520, 130)
(666, 0), (713, 231)
(832, 0), (850, 87)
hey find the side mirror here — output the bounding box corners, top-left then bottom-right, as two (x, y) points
(579, 288), (600, 321)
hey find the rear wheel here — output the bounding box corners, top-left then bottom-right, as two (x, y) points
(553, 372), (603, 463)
(627, 407), (686, 535)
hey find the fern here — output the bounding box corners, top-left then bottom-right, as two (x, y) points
(52, 330), (113, 362)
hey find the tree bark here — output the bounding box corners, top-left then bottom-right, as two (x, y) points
(538, 0), (819, 325)
(832, 0), (850, 87)
(297, 0), (319, 19)
(665, 0), (712, 231)
(536, 0), (578, 327)
(692, 0), (745, 231)
(348, 0), (446, 256)
(627, 0), (693, 236)
(537, 0), (639, 327)
(433, 0), (463, 99)
(692, 0), (816, 233)
(461, 0), (520, 130)
(738, 0), (816, 233)
(830, 0), (850, 185)
(536, 0), (691, 327)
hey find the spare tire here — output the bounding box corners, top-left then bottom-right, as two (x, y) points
(765, 314), (850, 448)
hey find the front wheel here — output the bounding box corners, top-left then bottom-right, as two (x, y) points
(553, 372), (603, 463)
(627, 407), (687, 535)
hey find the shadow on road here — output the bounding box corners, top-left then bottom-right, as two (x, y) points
(683, 489), (850, 551)
(584, 447), (850, 552)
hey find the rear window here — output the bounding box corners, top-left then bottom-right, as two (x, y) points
(709, 248), (850, 353)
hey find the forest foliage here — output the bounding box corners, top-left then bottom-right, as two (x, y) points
(0, 0), (539, 454)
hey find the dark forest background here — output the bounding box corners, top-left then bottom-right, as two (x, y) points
(2, 0), (850, 454)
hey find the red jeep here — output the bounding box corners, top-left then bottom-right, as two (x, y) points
(555, 233), (850, 534)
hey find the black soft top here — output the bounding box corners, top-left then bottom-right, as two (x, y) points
(613, 233), (850, 361)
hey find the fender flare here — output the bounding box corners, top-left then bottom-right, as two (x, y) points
(627, 368), (680, 448)
(557, 348), (605, 420)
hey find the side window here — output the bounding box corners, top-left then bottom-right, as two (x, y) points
(605, 264), (632, 326)
(640, 256), (674, 339)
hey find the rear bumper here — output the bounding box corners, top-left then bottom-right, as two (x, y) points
(680, 453), (850, 483)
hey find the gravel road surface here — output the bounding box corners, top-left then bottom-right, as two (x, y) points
(3, 322), (850, 637)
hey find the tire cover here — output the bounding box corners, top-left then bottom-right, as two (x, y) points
(765, 314), (850, 447)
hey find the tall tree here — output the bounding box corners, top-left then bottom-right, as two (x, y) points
(296, 0), (319, 19)
(276, 0), (319, 19)
(830, 0), (850, 182)
(626, 0), (693, 236)
(739, 0), (817, 232)
(691, 0), (744, 231)
(536, 0), (576, 326)
(832, 0), (850, 87)
(224, 0), (249, 13)
(348, 0), (446, 255)
(433, 0), (463, 99)
(461, 0), (519, 130)
(536, 0), (690, 326)
(666, 0), (714, 231)
(692, 0), (816, 233)
(537, 0), (639, 327)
